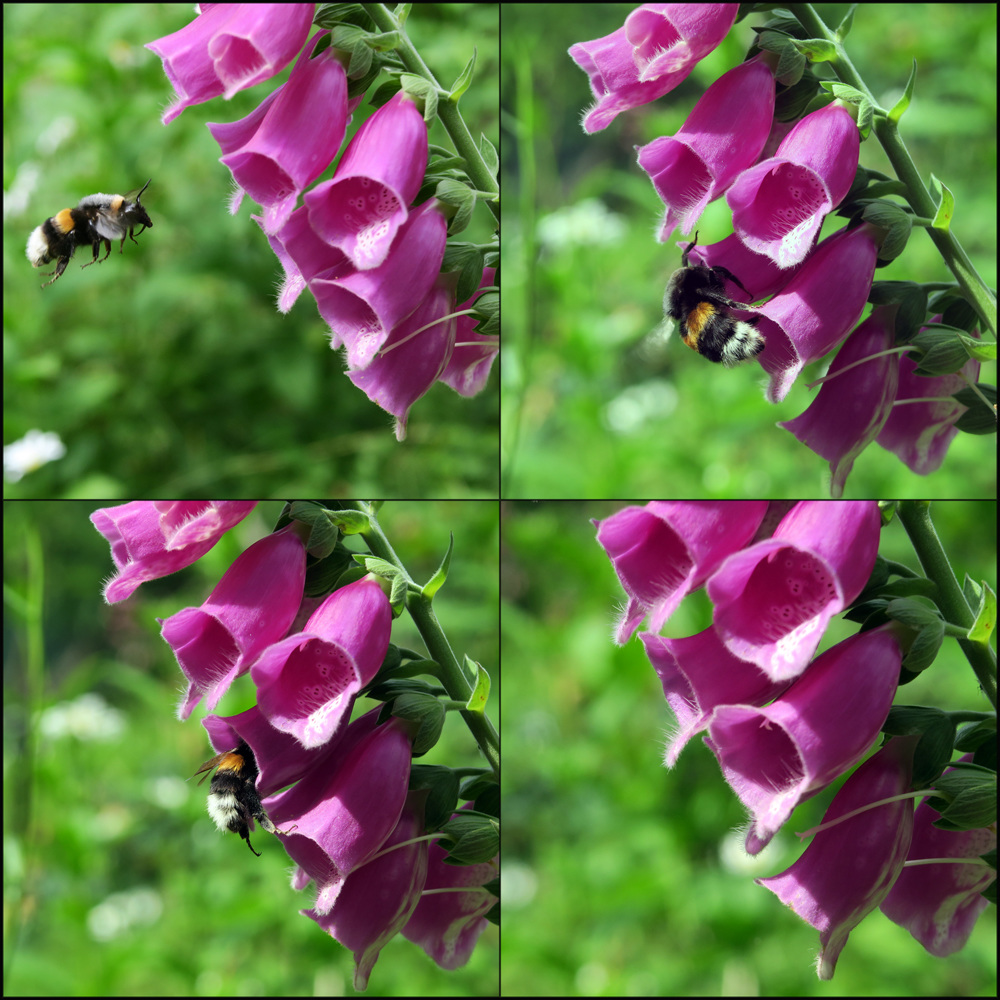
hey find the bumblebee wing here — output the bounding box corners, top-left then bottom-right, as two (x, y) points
(91, 208), (126, 241)
(75, 196), (128, 241)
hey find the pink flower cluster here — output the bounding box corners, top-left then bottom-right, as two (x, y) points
(147, 5), (497, 438)
(596, 500), (995, 978)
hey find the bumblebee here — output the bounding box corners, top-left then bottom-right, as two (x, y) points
(26, 179), (153, 287)
(664, 232), (765, 366)
(193, 739), (280, 857)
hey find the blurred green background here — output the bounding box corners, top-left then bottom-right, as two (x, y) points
(3, 500), (498, 996)
(503, 500), (996, 996)
(501, 4), (996, 498)
(5, 4), (498, 497)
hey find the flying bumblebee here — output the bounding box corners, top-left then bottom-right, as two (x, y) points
(193, 739), (281, 857)
(664, 231), (766, 366)
(26, 179), (153, 287)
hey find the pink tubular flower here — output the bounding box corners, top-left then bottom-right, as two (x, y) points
(347, 278), (458, 442)
(757, 736), (918, 980)
(437, 266), (499, 397)
(402, 803), (497, 970)
(876, 328), (982, 474)
(145, 4), (316, 124)
(640, 627), (792, 767)
(705, 623), (903, 855)
(91, 500), (258, 603)
(304, 91), (429, 270)
(314, 791), (430, 991)
(706, 500), (881, 680)
(161, 525), (308, 719)
(310, 198), (448, 369)
(779, 307), (899, 498)
(569, 4), (740, 133)
(251, 575), (392, 748)
(594, 501), (769, 644)
(727, 103), (860, 268)
(880, 757), (997, 957)
(636, 56), (775, 242)
(751, 225), (882, 403)
(274, 711), (417, 915)
(208, 31), (351, 236)
(259, 202), (351, 313)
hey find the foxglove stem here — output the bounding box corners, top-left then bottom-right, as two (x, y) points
(897, 502), (998, 708)
(362, 2), (500, 217)
(358, 502), (499, 774)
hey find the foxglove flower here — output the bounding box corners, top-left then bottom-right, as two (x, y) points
(880, 757), (997, 956)
(438, 266), (499, 397)
(569, 4), (740, 133)
(637, 56), (775, 242)
(779, 308), (898, 498)
(305, 91), (429, 270)
(876, 328), (982, 474)
(641, 626), (792, 767)
(162, 524), (308, 718)
(402, 803), (498, 970)
(727, 103), (860, 269)
(314, 792), (430, 991)
(749, 225), (881, 402)
(311, 198), (448, 369)
(146, 4), (316, 124)
(250, 575), (392, 748)
(706, 499), (880, 680)
(347, 278), (457, 442)
(757, 735), (918, 980)
(209, 32), (352, 235)
(594, 501), (769, 644)
(91, 500), (258, 603)
(705, 622), (903, 854)
(275, 711), (418, 914)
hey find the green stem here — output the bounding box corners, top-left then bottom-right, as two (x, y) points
(363, 3), (499, 224)
(897, 501), (997, 710)
(360, 503), (499, 777)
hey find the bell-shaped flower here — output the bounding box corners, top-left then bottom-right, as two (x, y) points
(347, 278), (457, 441)
(876, 328), (982, 474)
(706, 500), (881, 680)
(637, 57), (775, 242)
(641, 626), (792, 767)
(305, 91), (429, 270)
(594, 501), (769, 644)
(251, 575), (392, 748)
(310, 791), (430, 991)
(751, 225), (882, 403)
(145, 4), (315, 124)
(756, 735), (918, 980)
(161, 525), (308, 719)
(276, 711), (418, 915)
(880, 757), (997, 957)
(569, 5), (739, 133)
(779, 308), (899, 498)
(311, 198), (448, 368)
(402, 803), (498, 971)
(727, 103), (860, 269)
(91, 500), (257, 603)
(209, 33), (351, 235)
(705, 622), (903, 855)
(437, 266), (499, 397)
